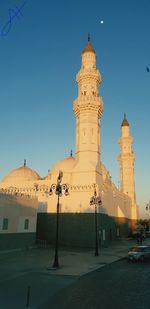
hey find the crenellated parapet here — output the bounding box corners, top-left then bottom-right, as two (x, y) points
(0, 184), (50, 196)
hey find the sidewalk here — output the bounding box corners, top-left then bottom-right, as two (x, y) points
(46, 238), (150, 276)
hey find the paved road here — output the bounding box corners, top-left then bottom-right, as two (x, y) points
(41, 259), (150, 309)
(0, 249), (78, 309)
(0, 271), (76, 309)
(1, 245), (150, 309)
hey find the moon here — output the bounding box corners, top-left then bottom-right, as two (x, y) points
(100, 20), (104, 24)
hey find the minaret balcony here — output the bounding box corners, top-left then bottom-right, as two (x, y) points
(74, 94), (102, 104)
(76, 70), (101, 84)
(73, 97), (103, 116)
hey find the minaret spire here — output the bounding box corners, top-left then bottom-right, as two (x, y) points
(121, 112), (129, 127)
(82, 34), (95, 54)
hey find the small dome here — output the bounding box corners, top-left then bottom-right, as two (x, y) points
(82, 34), (95, 54)
(50, 156), (75, 174)
(3, 165), (40, 185)
(121, 113), (129, 127)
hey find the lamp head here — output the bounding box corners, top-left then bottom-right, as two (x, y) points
(49, 188), (53, 195)
(90, 197), (94, 206)
(98, 199), (102, 206)
(65, 187), (69, 196)
(56, 186), (62, 196)
(52, 184), (56, 190)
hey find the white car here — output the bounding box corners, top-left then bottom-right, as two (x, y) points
(127, 245), (150, 261)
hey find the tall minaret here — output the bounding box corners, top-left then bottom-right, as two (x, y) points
(118, 114), (137, 220)
(73, 35), (103, 184)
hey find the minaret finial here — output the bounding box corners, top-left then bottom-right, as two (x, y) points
(24, 159), (26, 167)
(82, 33), (95, 54)
(121, 113), (129, 127)
(70, 149), (72, 157)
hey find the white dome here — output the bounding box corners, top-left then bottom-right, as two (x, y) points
(50, 156), (75, 174)
(2, 165), (40, 185)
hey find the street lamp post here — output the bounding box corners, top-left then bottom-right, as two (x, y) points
(49, 171), (69, 268)
(90, 185), (102, 256)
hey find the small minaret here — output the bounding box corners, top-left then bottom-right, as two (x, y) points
(73, 35), (103, 182)
(118, 114), (137, 220)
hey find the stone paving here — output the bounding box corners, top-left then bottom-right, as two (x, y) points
(45, 237), (150, 276)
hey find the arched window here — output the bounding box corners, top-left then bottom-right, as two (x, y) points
(24, 219), (29, 230)
(3, 218), (8, 230)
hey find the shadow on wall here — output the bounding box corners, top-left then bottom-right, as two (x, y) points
(36, 212), (131, 250)
(0, 193), (41, 250)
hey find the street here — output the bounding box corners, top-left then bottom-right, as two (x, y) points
(0, 248), (78, 309)
(42, 259), (150, 309)
(0, 245), (150, 308)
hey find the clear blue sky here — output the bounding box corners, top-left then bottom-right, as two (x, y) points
(0, 0), (149, 217)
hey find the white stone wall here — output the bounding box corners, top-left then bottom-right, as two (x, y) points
(0, 194), (38, 234)
(46, 184), (131, 219)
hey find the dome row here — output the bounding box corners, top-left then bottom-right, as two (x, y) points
(2, 156), (75, 185)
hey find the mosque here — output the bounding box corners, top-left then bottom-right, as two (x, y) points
(0, 36), (137, 245)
